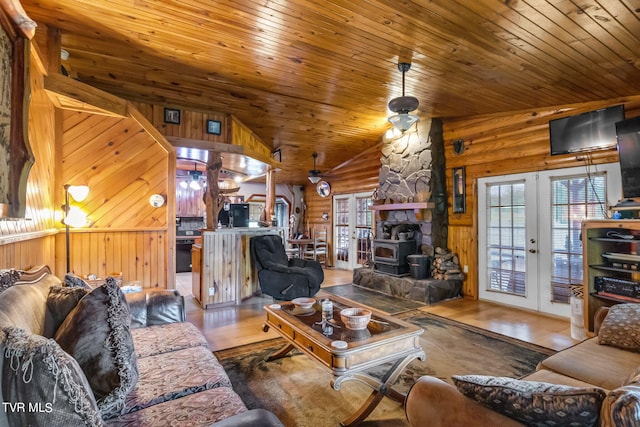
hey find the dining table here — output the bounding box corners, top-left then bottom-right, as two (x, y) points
(287, 238), (312, 258)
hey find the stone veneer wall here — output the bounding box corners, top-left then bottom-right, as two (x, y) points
(375, 118), (447, 256)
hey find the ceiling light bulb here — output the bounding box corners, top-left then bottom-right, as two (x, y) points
(179, 180), (188, 189)
(189, 179), (202, 191)
(388, 113), (419, 132)
(308, 175), (321, 184)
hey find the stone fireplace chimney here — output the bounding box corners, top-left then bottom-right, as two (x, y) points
(354, 119), (460, 302)
(374, 118), (447, 257)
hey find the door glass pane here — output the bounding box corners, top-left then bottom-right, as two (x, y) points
(486, 181), (526, 296)
(489, 207), (501, 226)
(335, 226), (349, 262)
(355, 196), (372, 266)
(550, 173), (606, 303)
(334, 198), (349, 262)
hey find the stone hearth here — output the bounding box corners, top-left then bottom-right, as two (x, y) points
(353, 268), (462, 305)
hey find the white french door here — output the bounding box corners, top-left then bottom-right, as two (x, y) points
(478, 163), (621, 317)
(478, 173), (540, 311)
(333, 192), (372, 270)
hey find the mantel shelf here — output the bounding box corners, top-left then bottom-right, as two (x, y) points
(369, 202), (434, 211)
(369, 202), (434, 221)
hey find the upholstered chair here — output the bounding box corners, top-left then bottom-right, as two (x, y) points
(250, 234), (323, 300)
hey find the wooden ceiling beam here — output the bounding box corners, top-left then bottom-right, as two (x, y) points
(44, 74), (128, 117)
(165, 136), (243, 154)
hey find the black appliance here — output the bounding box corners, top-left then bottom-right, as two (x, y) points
(229, 203), (249, 228)
(615, 116), (640, 200)
(176, 239), (195, 273)
(595, 276), (640, 300)
(549, 104), (624, 155)
(176, 217), (204, 273)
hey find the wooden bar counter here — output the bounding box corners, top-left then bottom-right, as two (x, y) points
(191, 227), (284, 308)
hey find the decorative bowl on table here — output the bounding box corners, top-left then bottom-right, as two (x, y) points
(339, 308), (372, 330)
(291, 297), (316, 310)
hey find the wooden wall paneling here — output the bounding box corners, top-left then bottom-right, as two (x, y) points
(61, 111), (169, 229)
(59, 230), (170, 289)
(443, 95), (640, 299)
(143, 231), (156, 287)
(136, 231), (146, 286)
(126, 102), (175, 287)
(0, 235), (55, 270)
(240, 234), (255, 299)
(130, 102), (229, 144)
(57, 104), (172, 286)
(176, 184), (206, 217)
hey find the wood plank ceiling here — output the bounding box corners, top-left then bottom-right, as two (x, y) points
(22, 0), (640, 184)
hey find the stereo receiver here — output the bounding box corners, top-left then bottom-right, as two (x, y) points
(594, 276), (640, 300)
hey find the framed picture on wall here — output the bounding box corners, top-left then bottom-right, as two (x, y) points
(453, 167), (466, 214)
(164, 108), (181, 124)
(206, 119), (222, 135)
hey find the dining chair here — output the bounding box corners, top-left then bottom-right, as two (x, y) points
(303, 228), (328, 266)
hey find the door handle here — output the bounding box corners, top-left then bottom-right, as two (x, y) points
(528, 249), (536, 253)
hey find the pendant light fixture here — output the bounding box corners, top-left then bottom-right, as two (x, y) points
(388, 62), (419, 132)
(188, 163), (202, 191)
(308, 152), (321, 184)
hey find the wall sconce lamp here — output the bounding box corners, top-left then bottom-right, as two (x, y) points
(452, 138), (465, 154)
(63, 184), (89, 273)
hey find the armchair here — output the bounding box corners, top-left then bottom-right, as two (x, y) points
(250, 234), (324, 300)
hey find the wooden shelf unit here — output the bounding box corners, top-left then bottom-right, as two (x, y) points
(581, 219), (640, 335)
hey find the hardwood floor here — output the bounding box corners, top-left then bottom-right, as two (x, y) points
(176, 269), (578, 352)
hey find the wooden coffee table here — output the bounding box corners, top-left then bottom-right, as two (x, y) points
(263, 291), (425, 426)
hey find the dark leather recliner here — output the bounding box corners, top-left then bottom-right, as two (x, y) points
(250, 234), (323, 300)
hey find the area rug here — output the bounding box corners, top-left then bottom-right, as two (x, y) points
(214, 311), (555, 427)
(322, 284), (425, 314)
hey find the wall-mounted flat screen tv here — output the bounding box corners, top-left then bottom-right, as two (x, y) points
(615, 116), (640, 199)
(549, 105), (624, 155)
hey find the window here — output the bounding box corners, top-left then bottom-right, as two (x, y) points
(550, 173), (607, 303)
(246, 195), (290, 227)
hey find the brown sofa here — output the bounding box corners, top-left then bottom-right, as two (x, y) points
(405, 305), (640, 426)
(0, 265), (283, 427)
